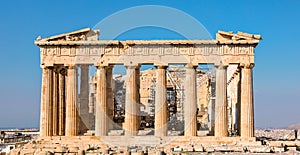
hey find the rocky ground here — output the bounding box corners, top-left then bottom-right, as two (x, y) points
(255, 129), (299, 140)
(4, 128), (300, 155)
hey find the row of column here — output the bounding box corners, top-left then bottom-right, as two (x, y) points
(151, 63), (254, 137)
(40, 63), (254, 138)
(153, 63), (254, 137)
(95, 65), (140, 136)
(40, 66), (67, 136)
(40, 65), (91, 137)
(214, 63), (254, 137)
(94, 64), (198, 137)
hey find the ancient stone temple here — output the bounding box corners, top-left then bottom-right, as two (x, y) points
(12, 28), (264, 154)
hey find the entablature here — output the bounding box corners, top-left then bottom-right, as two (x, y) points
(36, 28), (261, 67)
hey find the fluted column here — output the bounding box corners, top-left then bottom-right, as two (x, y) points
(240, 64), (254, 138)
(124, 66), (139, 136)
(95, 66), (108, 136)
(52, 68), (59, 135)
(106, 66), (114, 131)
(58, 70), (66, 135)
(40, 66), (53, 137)
(79, 65), (90, 132)
(184, 64), (197, 136)
(135, 66), (141, 131)
(155, 66), (168, 136)
(88, 76), (96, 130)
(89, 77), (96, 114)
(65, 65), (78, 136)
(214, 64), (228, 137)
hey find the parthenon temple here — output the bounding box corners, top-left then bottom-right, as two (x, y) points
(31, 28), (263, 152)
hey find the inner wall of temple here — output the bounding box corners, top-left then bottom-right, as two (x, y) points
(75, 64), (239, 136)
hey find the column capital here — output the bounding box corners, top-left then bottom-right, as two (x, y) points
(106, 65), (114, 70)
(79, 64), (89, 69)
(41, 65), (54, 70)
(53, 66), (60, 73)
(240, 63), (255, 69)
(185, 63), (197, 69)
(59, 68), (67, 76)
(125, 65), (139, 69)
(155, 65), (168, 69)
(214, 64), (228, 69)
(40, 65), (46, 69)
(153, 62), (168, 67)
(96, 65), (106, 69)
(66, 64), (77, 69)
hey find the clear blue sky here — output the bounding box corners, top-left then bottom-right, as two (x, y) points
(0, 0), (299, 128)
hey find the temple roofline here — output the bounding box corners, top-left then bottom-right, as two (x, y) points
(34, 40), (259, 46)
(34, 28), (261, 46)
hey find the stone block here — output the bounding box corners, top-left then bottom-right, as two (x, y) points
(228, 146), (243, 152)
(155, 151), (163, 155)
(173, 146), (182, 152)
(267, 141), (284, 147)
(84, 153), (98, 155)
(35, 150), (52, 155)
(131, 150), (144, 155)
(182, 146), (193, 152)
(20, 149), (35, 155)
(273, 147), (285, 153)
(38, 149), (53, 155)
(77, 150), (85, 155)
(68, 147), (79, 153)
(287, 146), (297, 151)
(204, 146), (214, 152)
(247, 146), (271, 153)
(100, 149), (109, 154)
(193, 145), (204, 152)
(53, 147), (67, 153)
(146, 150), (156, 155)
(130, 149), (137, 153)
(9, 149), (20, 155)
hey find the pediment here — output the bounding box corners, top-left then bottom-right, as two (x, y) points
(216, 30), (262, 41)
(36, 28), (100, 42)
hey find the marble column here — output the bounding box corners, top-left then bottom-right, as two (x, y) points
(135, 66), (141, 131)
(40, 66), (53, 137)
(240, 64), (254, 138)
(106, 66), (114, 131)
(88, 76), (96, 130)
(89, 77), (96, 114)
(52, 68), (59, 135)
(235, 68), (242, 135)
(124, 66), (139, 136)
(214, 64), (228, 137)
(95, 66), (108, 136)
(58, 70), (66, 135)
(184, 64), (197, 136)
(208, 96), (215, 136)
(65, 65), (78, 136)
(155, 66), (168, 136)
(79, 65), (90, 131)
